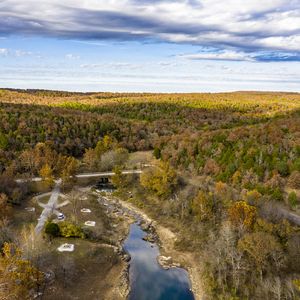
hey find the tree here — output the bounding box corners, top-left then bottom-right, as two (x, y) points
(39, 163), (54, 188)
(232, 170), (241, 185)
(287, 171), (300, 189)
(191, 190), (214, 221)
(95, 135), (115, 158)
(100, 148), (129, 171)
(238, 232), (283, 277)
(83, 148), (98, 170)
(228, 201), (257, 230)
(140, 162), (178, 198)
(245, 189), (262, 205)
(0, 132), (8, 150)
(111, 165), (127, 190)
(61, 157), (78, 187)
(0, 243), (44, 299)
(0, 193), (11, 220)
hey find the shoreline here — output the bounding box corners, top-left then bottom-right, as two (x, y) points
(99, 192), (204, 300)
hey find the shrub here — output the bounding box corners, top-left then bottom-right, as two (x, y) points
(58, 221), (85, 239)
(45, 222), (60, 237)
(153, 147), (161, 159)
(271, 188), (283, 201)
(288, 192), (298, 209)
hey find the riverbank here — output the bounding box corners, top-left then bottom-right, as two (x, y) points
(99, 191), (204, 300)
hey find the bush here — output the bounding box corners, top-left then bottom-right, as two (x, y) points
(59, 221), (85, 239)
(287, 171), (300, 189)
(288, 192), (298, 209)
(271, 188), (283, 201)
(45, 222), (60, 237)
(153, 147), (161, 159)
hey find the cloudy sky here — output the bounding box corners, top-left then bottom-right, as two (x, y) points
(0, 0), (299, 92)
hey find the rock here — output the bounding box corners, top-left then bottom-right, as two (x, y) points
(123, 254), (131, 262)
(140, 221), (151, 231)
(173, 262), (181, 268)
(142, 233), (157, 243)
(157, 255), (173, 269)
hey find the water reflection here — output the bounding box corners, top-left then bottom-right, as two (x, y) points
(123, 223), (195, 300)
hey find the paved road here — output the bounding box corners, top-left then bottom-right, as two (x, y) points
(278, 207), (300, 226)
(75, 169), (143, 178)
(35, 179), (62, 234)
(16, 169), (143, 183)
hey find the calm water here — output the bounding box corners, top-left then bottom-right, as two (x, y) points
(123, 223), (195, 300)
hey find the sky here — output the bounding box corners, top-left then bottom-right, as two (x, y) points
(0, 0), (300, 92)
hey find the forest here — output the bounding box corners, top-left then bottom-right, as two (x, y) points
(0, 88), (300, 299)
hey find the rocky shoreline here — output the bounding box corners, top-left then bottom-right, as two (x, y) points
(95, 190), (202, 300)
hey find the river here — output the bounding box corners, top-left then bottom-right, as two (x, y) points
(123, 222), (195, 300)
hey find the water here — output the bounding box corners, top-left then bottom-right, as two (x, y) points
(123, 223), (195, 300)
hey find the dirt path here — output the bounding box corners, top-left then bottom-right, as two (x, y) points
(102, 194), (204, 300)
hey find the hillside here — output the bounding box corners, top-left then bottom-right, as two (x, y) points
(0, 89), (300, 299)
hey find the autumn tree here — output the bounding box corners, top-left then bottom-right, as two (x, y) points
(228, 201), (257, 230)
(191, 190), (214, 221)
(39, 163), (54, 188)
(83, 148), (98, 170)
(287, 171), (300, 189)
(140, 162), (178, 198)
(238, 232), (283, 278)
(61, 157), (78, 187)
(0, 193), (11, 220)
(0, 243), (44, 299)
(83, 135), (121, 171)
(111, 165), (127, 190)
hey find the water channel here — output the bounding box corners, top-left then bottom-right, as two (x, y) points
(123, 222), (195, 300)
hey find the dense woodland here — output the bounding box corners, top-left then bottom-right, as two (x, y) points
(0, 89), (300, 299)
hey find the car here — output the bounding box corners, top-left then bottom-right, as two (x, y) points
(57, 213), (65, 220)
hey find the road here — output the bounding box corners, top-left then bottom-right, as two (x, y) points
(278, 207), (300, 226)
(30, 170), (143, 234)
(35, 179), (62, 234)
(16, 169), (143, 183)
(75, 169), (143, 178)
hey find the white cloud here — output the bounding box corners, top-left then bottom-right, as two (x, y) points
(0, 48), (32, 57)
(0, 0), (299, 61)
(0, 48), (8, 56)
(65, 53), (80, 60)
(180, 50), (255, 61)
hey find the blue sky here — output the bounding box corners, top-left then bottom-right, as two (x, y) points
(0, 0), (299, 92)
